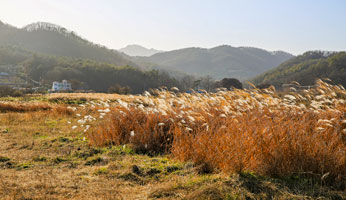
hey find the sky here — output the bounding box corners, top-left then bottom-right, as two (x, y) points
(0, 0), (346, 55)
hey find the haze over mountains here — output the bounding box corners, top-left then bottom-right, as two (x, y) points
(1, 20), (344, 89)
(135, 46), (293, 80)
(119, 44), (163, 57)
(0, 20), (295, 80)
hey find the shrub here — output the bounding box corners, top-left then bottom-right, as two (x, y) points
(108, 84), (131, 94)
(0, 86), (15, 97)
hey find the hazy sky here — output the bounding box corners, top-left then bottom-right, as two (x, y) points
(1, 0), (345, 55)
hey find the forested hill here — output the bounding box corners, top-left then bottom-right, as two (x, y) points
(0, 21), (295, 82)
(250, 51), (346, 89)
(0, 21), (136, 67)
(135, 45), (293, 80)
(0, 46), (180, 93)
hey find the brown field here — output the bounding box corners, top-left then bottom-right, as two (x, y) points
(0, 80), (345, 199)
(48, 93), (124, 101)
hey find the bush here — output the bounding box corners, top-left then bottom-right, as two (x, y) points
(256, 83), (272, 89)
(12, 89), (24, 97)
(108, 84), (131, 94)
(219, 78), (243, 89)
(0, 86), (14, 97)
(0, 86), (28, 97)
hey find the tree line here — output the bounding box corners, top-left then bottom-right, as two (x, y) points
(0, 46), (244, 94)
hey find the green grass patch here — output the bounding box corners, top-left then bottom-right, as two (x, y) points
(94, 167), (109, 175)
(53, 156), (67, 164)
(0, 156), (10, 162)
(32, 156), (47, 162)
(85, 156), (106, 166)
(16, 163), (32, 170)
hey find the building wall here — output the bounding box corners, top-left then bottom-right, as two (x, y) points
(52, 80), (72, 91)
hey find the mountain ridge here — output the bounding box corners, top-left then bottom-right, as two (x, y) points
(0, 21), (137, 67)
(1, 20), (294, 81)
(135, 45), (294, 80)
(119, 44), (163, 57)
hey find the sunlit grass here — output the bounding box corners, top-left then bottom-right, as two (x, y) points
(85, 80), (345, 186)
(1, 79), (344, 189)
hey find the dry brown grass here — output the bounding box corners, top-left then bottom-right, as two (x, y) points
(48, 93), (123, 101)
(88, 80), (346, 187)
(172, 106), (346, 184)
(0, 80), (345, 199)
(0, 102), (51, 112)
(89, 109), (175, 154)
(0, 101), (74, 116)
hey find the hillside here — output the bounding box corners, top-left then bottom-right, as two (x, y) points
(0, 21), (295, 81)
(0, 21), (136, 67)
(119, 44), (163, 57)
(135, 45), (293, 80)
(251, 51), (346, 89)
(0, 46), (180, 93)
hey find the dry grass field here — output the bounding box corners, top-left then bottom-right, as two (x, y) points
(0, 80), (345, 199)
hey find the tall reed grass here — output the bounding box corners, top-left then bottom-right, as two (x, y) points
(86, 80), (346, 186)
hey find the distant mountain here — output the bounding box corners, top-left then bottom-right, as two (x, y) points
(119, 44), (163, 57)
(0, 21), (136, 67)
(250, 51), (346, 88)
(135, 45), (293, 80)
(0, 20), (295, 81)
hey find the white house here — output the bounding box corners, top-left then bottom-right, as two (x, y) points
(0, 72), (9, 76)
(52, 80), (72, 91)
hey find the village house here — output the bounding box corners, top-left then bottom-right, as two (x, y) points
(0, 72), (9, 76)
(51, 80), (72, 91)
